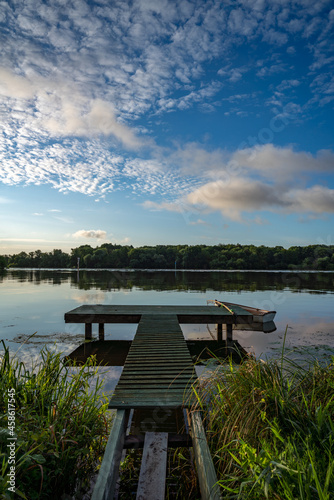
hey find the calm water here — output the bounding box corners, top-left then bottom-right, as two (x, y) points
(1, 269), (334, 392)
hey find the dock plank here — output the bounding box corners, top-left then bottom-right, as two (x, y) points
(136, 432), (168, 500)
(109, 314), (196, 409)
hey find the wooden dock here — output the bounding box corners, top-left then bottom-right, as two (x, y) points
(64, 303), (252, 341)
(64, 305), (251, 499)
(109, 314), (196, 409)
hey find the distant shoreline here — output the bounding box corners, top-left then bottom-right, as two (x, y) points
(3, 267), (334, 273)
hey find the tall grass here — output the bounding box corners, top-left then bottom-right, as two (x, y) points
(0, 341), (111, 499)
(191, 350), (334, 499)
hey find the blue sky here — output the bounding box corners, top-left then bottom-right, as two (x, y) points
(0, 0), (334, 254)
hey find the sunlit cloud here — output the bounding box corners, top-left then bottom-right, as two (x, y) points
(143, 144), (334, 222)
(72, 229), (107, 239)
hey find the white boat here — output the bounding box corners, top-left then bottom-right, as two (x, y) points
(207, 299), (276, 324)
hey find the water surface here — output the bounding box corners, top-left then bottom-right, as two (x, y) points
(1, 269), (334, 392)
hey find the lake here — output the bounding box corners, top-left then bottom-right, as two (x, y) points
(1, 269), (334, 393)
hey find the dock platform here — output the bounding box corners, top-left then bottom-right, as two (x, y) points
(64, 303), (252, 340)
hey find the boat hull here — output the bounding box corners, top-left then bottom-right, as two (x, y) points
(214, 300), (276, 324)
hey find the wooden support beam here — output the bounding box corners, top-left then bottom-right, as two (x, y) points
(216, 323), (222, 341)
(98, 323), (105, 341)
(91, 410), (129, 500)
(226, 323), (233, 342)
(136, 432), (168, 500)
(85, 323), (92, 340)
(189, 411), (221, 500)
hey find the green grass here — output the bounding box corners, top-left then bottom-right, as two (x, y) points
(3, 335), (333, 499)
(0, 341), (112, 499)
(190, 347), (334, 499)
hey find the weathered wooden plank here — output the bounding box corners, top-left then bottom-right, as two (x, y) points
(124, 433), (192, 449)
(136, 432), (168, 500)
(189, 411), (221, 500)
(91, 409), (129, 500)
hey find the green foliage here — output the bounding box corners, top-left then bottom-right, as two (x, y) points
(3, 243), (334, 270)
(0, 342), (111, 499)
(191, 352), (334, 499)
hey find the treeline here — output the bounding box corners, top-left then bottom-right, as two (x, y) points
(1, 243), (334, 270)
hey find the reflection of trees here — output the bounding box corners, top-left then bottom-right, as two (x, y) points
(4, 270), (334, 293)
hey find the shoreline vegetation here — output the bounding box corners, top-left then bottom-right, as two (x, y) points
(1, 339), (334, 498)
(193, 348), (334, 499)
(1, 243), (334, 271)
(0, 343), (111, 500)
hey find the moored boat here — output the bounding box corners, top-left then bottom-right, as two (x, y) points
(207, 299), (276, 323)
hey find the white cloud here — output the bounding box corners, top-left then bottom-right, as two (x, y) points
(0, 68), (35, 99)
(189, 219), (208, 226)
(187, 178), (284, 221)
(0, 68), (141, 148)
(143, 144), (334, 222)
(283, 185), (334, 214)
(72, 230), (107, 239)
(142, 200), (186, 213)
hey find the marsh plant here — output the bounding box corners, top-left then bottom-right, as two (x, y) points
(191, 346), (334, 499)
(0, 341), (111, 499)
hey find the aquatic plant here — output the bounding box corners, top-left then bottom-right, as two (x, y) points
(191, 348), (334, 499)
(0, 341), (111, 499)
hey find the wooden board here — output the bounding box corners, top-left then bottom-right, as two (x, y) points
(91, 409), (129, 500)
(136, 432), (168, 500)
(189, 411), (222, 500)
(109, 314), (197, 409)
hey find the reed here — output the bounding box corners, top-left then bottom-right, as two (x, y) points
(0, 341), (111, 499)
(190, 348), (334, 499)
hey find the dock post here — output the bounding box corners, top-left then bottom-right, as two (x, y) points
(99, 323), (105, 341)
(85, 323), (92, 340)
(216, 323), (222, 341)
(226, 324), (233, 343)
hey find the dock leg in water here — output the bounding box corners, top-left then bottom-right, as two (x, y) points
(216, 323), (222, 341)
(99, 323), (105, 341)
(226, 323), (233, 343)
(85, 323), (92, 340)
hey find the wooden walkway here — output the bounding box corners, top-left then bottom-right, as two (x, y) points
(64, 304), (252, 499)
(109, 314), (196, 409)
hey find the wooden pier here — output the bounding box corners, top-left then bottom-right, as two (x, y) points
(64, 304), (252, 342)
(64, 305), (252, 499)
